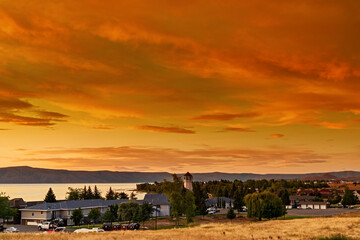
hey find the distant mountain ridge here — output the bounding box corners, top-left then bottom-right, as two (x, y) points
(0, 166), (360, 183)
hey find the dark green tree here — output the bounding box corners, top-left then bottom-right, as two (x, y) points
(245, 191), (285, 220)
(233, 189), (245, 212)
(118, 201), (140, 223)
(66, 187), (82, 200)
(102, 209), (116, 223)
(106, 187), (116, 200)
(118, 192), (129, 199)
(93, 185), (102, 199)
(278, 189), (290, 205)
(193, 182), (208, 216)
(109, 204), (119, 219)
(88, 208), (101, 223)
(170, 191), (184, 226)
(342, 187), (357, 206)
(260, 191), (285, 219)
(184, 191), (196, 224)
(81, 186), (88, 200)
(0, 193), (15, 223)
(71, 208), (84, 226)
(226, 207), (236, 222)
(87, 186), (94, 199)
(135, 202), (153, 227)
(44, 188), (57, 202)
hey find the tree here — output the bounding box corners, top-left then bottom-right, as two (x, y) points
(233, 188), (245, 212)
(66, 187), (82, 200)
(109, 204), (119, 220)
(136, 202), (153, 227)
(193, 182), (208, 217)
(71, 208), (84, 226)
(170, 191), (183, 226)
(106, 187), (116, 200)
(245, 191), (285, 221)
(260, 191), (285, 220)
(102, 209), (116, 223)
(44, 188), (57, 202)
(93, 185), (102, 199)
(118, 201), (140, 223)
(278, 189), (290, 206)
(88, 208), (101, 223)
(118, 192), (129, 199)
(81, 186), (88, 200)
(184, 191), (195, 224)
(0, 193), (15, 223)
(87, 186), (94, 199)
(226, 207), (236, 222)
(342, 187), (357, 207)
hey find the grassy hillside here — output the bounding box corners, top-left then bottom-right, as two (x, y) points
(1, 215), (360, 240)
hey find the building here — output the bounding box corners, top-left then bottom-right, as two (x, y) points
(299, 201), (328, 209)
(184, 172), (193, 191)
(289, 195), (314, 208)
(20, 193), (171, 225)
(205, 197), (233, 209)
(143, 193), (170, 217)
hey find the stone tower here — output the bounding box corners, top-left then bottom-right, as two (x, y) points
(183, 172), (193, 191)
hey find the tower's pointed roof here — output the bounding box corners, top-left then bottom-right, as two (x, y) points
(184, 172), (192, 177)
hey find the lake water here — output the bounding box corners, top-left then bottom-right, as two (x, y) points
(0, 183), (145, 201)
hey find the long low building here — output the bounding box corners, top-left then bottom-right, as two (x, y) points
(299, 201), (328, 209)
(20, 193), (170, 225)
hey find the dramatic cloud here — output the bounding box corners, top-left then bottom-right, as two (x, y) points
(13, 146), (330, 172)
(136, 125), (195, 134)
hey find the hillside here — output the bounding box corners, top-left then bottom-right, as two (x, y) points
(0, 166), (360, 183)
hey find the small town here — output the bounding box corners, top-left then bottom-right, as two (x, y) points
(1, 172), (360, 236)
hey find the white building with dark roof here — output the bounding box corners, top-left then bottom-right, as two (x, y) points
(20, 194), (170, 225)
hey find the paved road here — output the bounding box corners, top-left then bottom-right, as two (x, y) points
(286, 208), (360, 216)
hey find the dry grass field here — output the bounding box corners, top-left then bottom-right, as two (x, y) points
(1, 215), (360, 240)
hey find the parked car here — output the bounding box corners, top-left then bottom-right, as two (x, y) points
(120, 223), (140, 230)
(4, 227), (19, 233)
(38, 222), (56, 231)
(207, 210), (216, 214)
(306, 207), (312, 209)
(102, 223), (113, 231)
(349, 206), (354, 209)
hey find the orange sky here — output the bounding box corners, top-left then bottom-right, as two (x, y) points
(0, 1), (360, 173)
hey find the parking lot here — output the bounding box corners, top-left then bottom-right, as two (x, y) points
(286, 208), (360, 216)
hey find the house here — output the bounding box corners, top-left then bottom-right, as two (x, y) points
(299, 201), (328, 209)
(20, 199), (132, 225)
(289, 195), (314, 208)
(20, 193), (171, 225)
(205, 197), (233, 209)
(143, 193), (170, 217)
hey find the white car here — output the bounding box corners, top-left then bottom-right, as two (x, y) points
(74, 228), (104, 233)
(4, 227), (19, 233)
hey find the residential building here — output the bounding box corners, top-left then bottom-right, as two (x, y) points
(205, 197), (233, 209)
(143, 193), (170, 217)
(20, 193), (171, 225)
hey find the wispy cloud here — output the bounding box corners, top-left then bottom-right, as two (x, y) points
(136, 125), (195, 134)
(271, 134), (284, 138)
(218, 127), (256, 133)
(191, 112), (259, 121)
